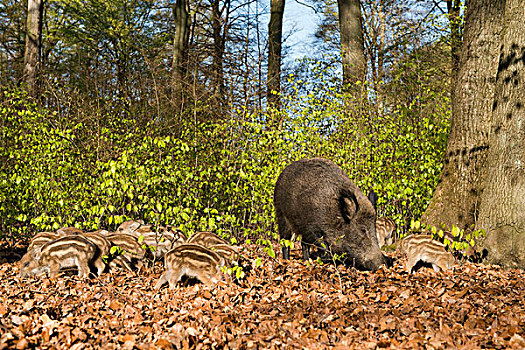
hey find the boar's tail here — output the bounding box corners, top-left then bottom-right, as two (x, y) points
(339, 188), (359, 223)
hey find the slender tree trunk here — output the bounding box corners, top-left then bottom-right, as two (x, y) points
(267, 0), (285, 110)
(421, 0), (504, 230)
(476, 0), (525, 269)
(210, 0), (230, 110)
(376, 0), (385, 110)
(172, 0), (190, 93)
(447, 0), (462, 82)
(23, 0), (44, 97)
(377, 0), (385, 84)
(337, 0), (366, 90)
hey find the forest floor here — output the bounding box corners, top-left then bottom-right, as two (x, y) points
(0, 240), (524, 350)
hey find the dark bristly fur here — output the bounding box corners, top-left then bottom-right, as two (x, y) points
(274, 158), (388, 271)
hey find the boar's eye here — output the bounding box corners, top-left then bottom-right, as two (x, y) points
(23, 261), (30, 267)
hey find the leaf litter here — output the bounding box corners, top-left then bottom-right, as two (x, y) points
(0, 243), (524, 349)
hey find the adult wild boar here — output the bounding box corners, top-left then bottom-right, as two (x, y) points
(274, 158), (388, 271)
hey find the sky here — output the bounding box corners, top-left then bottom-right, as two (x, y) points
(282, 0), (321, 60)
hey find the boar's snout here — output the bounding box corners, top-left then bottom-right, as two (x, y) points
(349, 251), (389, 271)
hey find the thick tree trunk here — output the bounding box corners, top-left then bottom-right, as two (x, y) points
(172, 0), (190, 92)
(267, 0), (285, 110)
(476, 0), (525, 269)
(337, 0), (366, 89)
(23, 0), (44, 97)
(421, 0), (504, 230)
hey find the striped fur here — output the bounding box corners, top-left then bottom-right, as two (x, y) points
(208, 244), (239, 261)
(376, 217), (396, 247)
(399, 234), (457, 273)
(133, 226), (186, 259)
(56, 226), (83, 236)
(20, 236), (98, 278)
(81, 232), (112, 275)
(105, 233), (145, 271)
(187, 231), (228, 247)
(27, 232), (60, 254)
(155, 244), (226, 289)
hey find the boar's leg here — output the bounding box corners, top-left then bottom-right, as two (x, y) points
(301, 241), (310, 260)
(155, 270), (171, 290)
(77, 259), (92, 278)
(92, 257), (105, 276)
(276, 208), (293, 259)
(432, 263), (442, 273)
(111, 255), (134, 272)
(168, 267), (184, 289)
(46, 259), (61, 278)
(406, 256), (417, 274)
(198, 273), (214, 286)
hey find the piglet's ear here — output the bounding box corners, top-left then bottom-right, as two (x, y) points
(129, 222), (142, 232)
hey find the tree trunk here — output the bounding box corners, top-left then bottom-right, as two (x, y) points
(421, 0), (504, 230)
(23, 0), (44, 97)
(267, 0), (285, 110)
(337, 0), (366, 89)
(476, 0), (525, 269)
(447, 0), (462, 82)
(210, 0), (230, 110)
(172, 0), (190, 93)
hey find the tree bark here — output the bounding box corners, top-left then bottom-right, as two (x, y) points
(476, 0), (525, 269)
(267, 0), (285, 110)
(172, 0), (190, 93)
(23, 0), (44, 97)
(337, 0), (366, 89)
(421, 0), (504, 230)
(211, 0), (229, 106)
(447, 0), (462, 82)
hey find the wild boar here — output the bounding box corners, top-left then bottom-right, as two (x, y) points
(399, 234), (458, 273)
(155, 244), (226, 289)
(56, 226), (83, 236)
(274, 158), (388, 271)
(133, 225), (185, 259)
(81, 232), (113, 275)
(27, 232), (61, 254)
(116, 220), (144, 235)
(20, 236), (99, 278)
(209, 244), (239, 261)
(376, 217), (396, 248)
(187, 231), (229, 247)
(105, 233), (146, 271)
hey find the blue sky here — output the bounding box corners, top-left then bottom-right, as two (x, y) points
(283, 0), (320, 59)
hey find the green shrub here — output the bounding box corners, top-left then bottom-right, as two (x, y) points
(1, 70), (449, 245)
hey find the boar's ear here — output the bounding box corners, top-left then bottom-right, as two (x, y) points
(339, 189), (359, 223)
(128, 222), (142, 232)
(368, 190), (378, 211)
